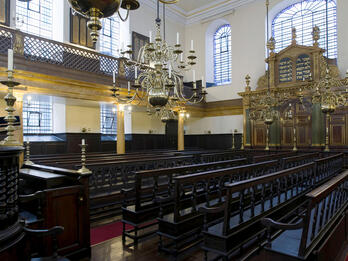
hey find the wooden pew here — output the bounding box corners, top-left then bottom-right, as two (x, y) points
(281, 152), (320, 169)
(261, 169), (348, 261)
(199, 153), (343, 261)
(156, 160), (279, 257)
(121, 158), (248, 247)
(253, 152), (297, 163)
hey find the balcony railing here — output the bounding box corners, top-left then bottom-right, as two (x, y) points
(0, 25), (135, 80)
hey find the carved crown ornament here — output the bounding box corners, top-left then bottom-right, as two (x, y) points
(239, 26), (348, 112)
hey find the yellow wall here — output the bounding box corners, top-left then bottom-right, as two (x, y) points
(65, 105), (100, 133)
(131, 111), (166, 134)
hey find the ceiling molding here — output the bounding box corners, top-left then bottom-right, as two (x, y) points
(139, 0), (256, 26)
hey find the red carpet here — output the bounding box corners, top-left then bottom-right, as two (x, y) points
(90, 221), (133, 245)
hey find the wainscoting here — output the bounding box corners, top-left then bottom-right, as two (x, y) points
(24, 133), (242, 155)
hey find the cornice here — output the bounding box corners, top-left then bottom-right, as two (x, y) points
(140, 0), (256, 26)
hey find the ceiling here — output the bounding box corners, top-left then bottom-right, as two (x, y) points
(174, 0), (213, 13)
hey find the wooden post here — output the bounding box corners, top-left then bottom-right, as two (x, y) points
(178, 113), (184, 151)
(117, 104), (125, 154)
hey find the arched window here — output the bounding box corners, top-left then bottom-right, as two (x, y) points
(99, 15), (120, 57)
(272, 0), (337, 58)
(16, 0), (53, 39)
(214, 24), (231, 85)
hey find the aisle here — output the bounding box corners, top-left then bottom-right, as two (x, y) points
(91, 235), (204, 261)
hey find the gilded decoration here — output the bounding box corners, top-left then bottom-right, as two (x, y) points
(239, 26), (348, 149)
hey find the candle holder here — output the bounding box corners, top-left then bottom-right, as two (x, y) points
(240, 134), (244, 150)
(77, 143), (91, 174)
(24, 141), (34, 165)
(232, 132), (235, 150)
(0, 70), (21, 147)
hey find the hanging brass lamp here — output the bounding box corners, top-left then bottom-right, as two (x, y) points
(68, 0), (140, 43)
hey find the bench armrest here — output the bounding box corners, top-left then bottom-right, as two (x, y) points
(199, 205), (225, 214)
(155, 195), (173, 204)
(121, 188), (134, 195)
(19, 191), (44, 203)
(24, 226), (64, 237)
(121, 188), (134, 207)
(261, 217), (304, 230)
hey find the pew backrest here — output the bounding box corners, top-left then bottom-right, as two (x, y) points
(281, 152), (320, 169)
(172, 160), (279, 222)
(298, 170), (348, 257)
(132, 158), (248, 211)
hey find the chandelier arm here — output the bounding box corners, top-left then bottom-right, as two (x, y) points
(118, 8), (130, 22)
(158, 0), (180, 4)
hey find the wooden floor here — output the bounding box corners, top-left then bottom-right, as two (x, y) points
(91, 235), (204, 261)
(91, 234), (348, 261)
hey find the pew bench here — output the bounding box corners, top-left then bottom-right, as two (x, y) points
(156, 160), (279, 258)
(200, 153), (343, 261)
(261, 169), (348, 261)
(121, 158), (248, 247)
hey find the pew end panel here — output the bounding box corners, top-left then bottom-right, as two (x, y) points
(261, 169), (348, 261)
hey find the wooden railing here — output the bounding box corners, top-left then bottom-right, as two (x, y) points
(0, 24), (134, 79)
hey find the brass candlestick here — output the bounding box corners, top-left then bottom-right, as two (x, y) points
(77, 142), (91, 174)
(240, 133), (244, 150)
(265, 125), (270, 151)
(0, 70), (21, 146)
(24, 141), (34, 165)
(293, 126), (297, 151)
(324, 113), (330, 152)
(232, 132), (235, 150)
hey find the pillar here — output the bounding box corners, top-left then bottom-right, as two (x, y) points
(117, 104), (125, 154)
(178, 113), (184, 151)
(311, 103), (325, 146)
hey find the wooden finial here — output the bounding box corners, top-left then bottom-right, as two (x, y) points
(292, 27), (297, 44)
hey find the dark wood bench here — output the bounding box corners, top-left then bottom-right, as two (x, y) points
(281, 152), (320, 169)
(253, 152), (297, 163)
(261, 169), (348, 261)
(200, 153), (343, 261)
(156, 160), (279, 258)
(121, 158), (248, 247)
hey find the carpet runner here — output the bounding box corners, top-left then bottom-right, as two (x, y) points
(90, 221), (132, 245)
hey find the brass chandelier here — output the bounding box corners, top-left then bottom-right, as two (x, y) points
(68, 0), (140, 43)
(111, 0), (206, 117)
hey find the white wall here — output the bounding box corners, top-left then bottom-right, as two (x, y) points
(184, 0), (348, 102)
(186, 115), (243, 135)
(130, 2), (186, 54)
(52, 97), (66, 133)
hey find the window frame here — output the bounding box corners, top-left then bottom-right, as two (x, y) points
(23, 98), (53, 134)
(100, 104), (117, 135)
(16, 0), (53, 39)
(272, 0), (337, 59)
(213, 24), (232, 86)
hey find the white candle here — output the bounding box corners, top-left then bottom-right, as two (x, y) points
(8, 49), (13, 71)
(191, 40), (194, 50)
(82, 139), (85, 145)
(176, 32), (180, 45)
(135, 66), (138, 79)
(180, 53), (183, 62)
(193, 70), (196, 82)
(121, 42), (125, 52)
(202, 76), (205, 88)
(149, 31), (152, 43)
(128, 81), (131, 91)
(169, 64), (172, 78)
(113, 71), (116, 84)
